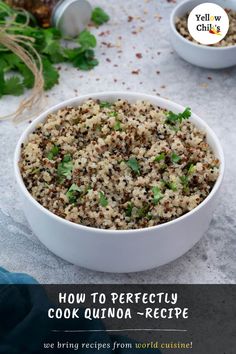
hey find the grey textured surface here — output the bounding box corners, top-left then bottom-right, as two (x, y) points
(0, 0), (235, 284)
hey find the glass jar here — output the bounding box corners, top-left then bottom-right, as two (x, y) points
(5, 0), (92, 36)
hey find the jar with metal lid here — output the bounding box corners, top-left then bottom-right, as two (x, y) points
(4, 0), (92, 37)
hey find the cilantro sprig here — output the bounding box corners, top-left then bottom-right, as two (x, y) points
(99, 191), (108, 207)
(99, 101), (112, 108)
(152, 186), (163, 205)
(171, 153), (181, 164)
(0, 29), (98, 95)
(187, 163), (195, 174)
(166, 107), (191, 125)
(126, 158), (141, 175)
(108, 111), (118, 117)
(47, 145), (60, 160)
(162, 180), (177, 191)
(154, 153), (165, 162)
(57, 154), (73, 181)
(91, 7), (110, 25)
(125, 202), (134, 217)
(66, 184), (81, 204)
(0, 74), (24, 97)
(180, 175), (189, 193)
(113, 119), (122, 131)
(0, 1), (105, 100)
(136, 204), (150, 219)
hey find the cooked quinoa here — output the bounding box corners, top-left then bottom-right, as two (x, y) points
(19, 99), (220, 230)
(176, 9), (236, 47)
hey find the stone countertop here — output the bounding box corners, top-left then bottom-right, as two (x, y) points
(0, 0), (235, 284)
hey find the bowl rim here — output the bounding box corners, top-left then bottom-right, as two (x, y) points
(170, 0), (236, 51)
(14, 91), (225, 235)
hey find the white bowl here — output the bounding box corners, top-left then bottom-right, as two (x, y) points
(14, 92), (224, 273)
(170, 0), (236, 69)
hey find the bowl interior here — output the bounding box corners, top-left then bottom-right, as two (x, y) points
(16, 92), (223, 162)
(14, 92), (225, 233)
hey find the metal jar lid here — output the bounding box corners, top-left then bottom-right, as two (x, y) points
(52, 0), (92, 37)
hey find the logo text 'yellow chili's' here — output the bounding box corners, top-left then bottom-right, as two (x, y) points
(195, 13), (222, 34)
(188, 3), (229, 45)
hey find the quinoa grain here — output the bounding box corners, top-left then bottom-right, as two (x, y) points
(19, 99), (220, 230)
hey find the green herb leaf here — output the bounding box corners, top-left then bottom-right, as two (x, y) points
(99, 191), (108, 207)
(3, 76), (24, 96)
(162, 180), (177, 191)
(91, 7), (110, 25)
(66, 183), (81, 203)
(171, 153), (181, 164)
(70, 48), (99, 70)
(166, 107), (191, 124)
(78, 30), (97, 49)
(125, 202), (134, 217)
(170, 182), (177, 191)
(126, 158), (140, 175)
(187, 163), (195, 174)
(100, 101), (112, 108)
(0, 6), (9, 21)
(57, 154), (73, 180)
(43, 27), (62, 41)
(154, 153), (165, 162)
(63, 46), (84, 61)
(180, 175), (189, 193)
(63, 154), (72, 163)
(41, 28), (63, 63)
(47, 145), (60, 160)
(17, 63), (35, 89)
(65, 42), (99, 70)
(109, 111), (118, 117)
(180, 175), (188, 186)
(181, 107), (192, 119)
(0, 8), (99, 102)
(0, 57), (7, 72)
(43, 40), (65, 63)
(30, 167), (40, 175)
(0, 70), (4, 97)
(42, 58), (59, 90)
(0, 54), (34, 89)
(152, 186), (163, 205)
(0, 53), (20, 70)
(136, 204), (150, 219)
(114, 119), (122, 131)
